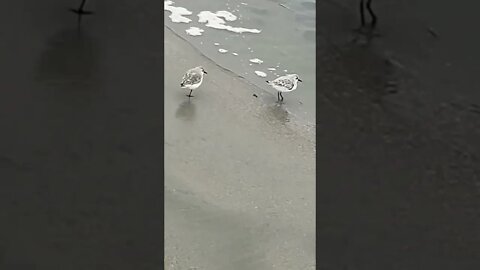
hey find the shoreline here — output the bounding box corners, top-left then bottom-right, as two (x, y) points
(165, 25), (317, 137)
(163, 0), (316, 125)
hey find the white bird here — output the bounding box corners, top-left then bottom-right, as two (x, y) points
(180, 66), (207, 98)
(266, 74), (302, 101)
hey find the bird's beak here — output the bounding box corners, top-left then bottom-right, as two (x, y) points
(298, 79), (302, 82)
(204, 70), (208, 74)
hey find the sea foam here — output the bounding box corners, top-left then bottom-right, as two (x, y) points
(164, 1), (192, 23)
(186, 27), (204, 36)
(198, 11), (261, 34)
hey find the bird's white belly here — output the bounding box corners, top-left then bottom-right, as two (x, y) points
(183, 83), (201, 90)
(273, 84), (294, 93)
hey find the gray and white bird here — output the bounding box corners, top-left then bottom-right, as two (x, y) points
(180, 66), (207, 97)
(266, 74), (302, 101)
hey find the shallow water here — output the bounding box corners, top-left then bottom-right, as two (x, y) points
(164, 0), (316, 124)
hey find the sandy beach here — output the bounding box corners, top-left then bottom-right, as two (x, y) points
(164, 27), (316, 269)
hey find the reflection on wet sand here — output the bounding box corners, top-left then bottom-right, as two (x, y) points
(175, 99), (196, 121)
(35, 28), (99, 92)
(32, 27), (102, 163)
(318, 38), (400, 114)
(33, 26), (104, 121)
(262, 103), (290, 125)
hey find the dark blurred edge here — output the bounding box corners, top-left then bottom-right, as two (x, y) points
(315, 2), (480, 270)
(0, 1), (165, 269)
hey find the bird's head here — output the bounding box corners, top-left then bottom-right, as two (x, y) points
(290, 74), (302, 83)
(197, 66), (207, 74)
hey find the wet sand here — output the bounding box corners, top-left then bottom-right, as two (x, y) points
(164, 27), (315, 269)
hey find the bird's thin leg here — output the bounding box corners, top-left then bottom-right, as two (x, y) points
(187, 89), (194, 97)
(277, 92), (280, 101)
(352, 0), (365, 33)
(366, 0), (377, 28)
(359, 0), (365, 27)
(77, 12), (82, 27)
(280, 93), (284, 101)
(79, 0), (87, 11)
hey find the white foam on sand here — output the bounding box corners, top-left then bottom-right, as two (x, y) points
(218, 48), (228, 53)
(268, 67), (276, 71)
(185, 27), (204, 36)
(214, 42), (220, 46)
(216, 10), (237, 21)
(198, 10), (261, 34)
(232, 52), (238, 56)
(164, 1), (192, 23)
(254, 71), (267, 77)
(249, 58), (263, 64)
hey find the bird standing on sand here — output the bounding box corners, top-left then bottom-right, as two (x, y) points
(180, 66), (207, 98)
(266, 74), (302, 102)
(359, 0), (377, 29)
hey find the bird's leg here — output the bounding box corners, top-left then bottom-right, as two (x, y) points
(78, 0), (87, 12)
(187, 89), (194, 97)
(280, 93), (284, 101)
(351, 0), (380, 42)
(352, 0), (366, 33)
(366, 0), (377, 28)
(70, 0), (94, 15)
(359, 0), (366, 27)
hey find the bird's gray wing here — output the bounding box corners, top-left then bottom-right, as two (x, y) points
(181, 71), (202, 86)
(273, 78), (294, 90)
